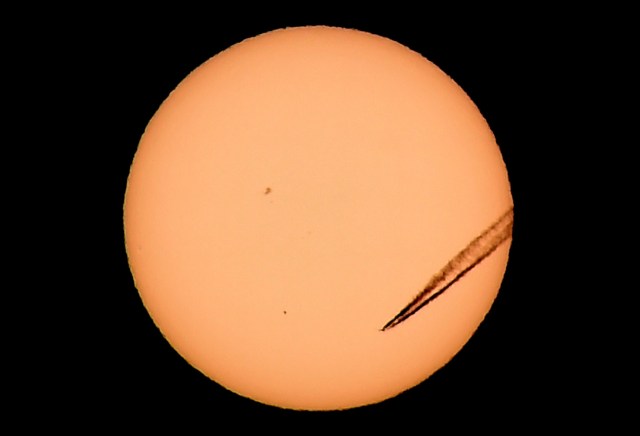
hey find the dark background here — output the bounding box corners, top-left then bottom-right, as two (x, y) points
(27, 9), (604, 430)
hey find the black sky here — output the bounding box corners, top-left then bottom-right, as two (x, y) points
(30, 10), (598, 429)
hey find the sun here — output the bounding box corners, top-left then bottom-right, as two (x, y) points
(123, 25), (513, 411)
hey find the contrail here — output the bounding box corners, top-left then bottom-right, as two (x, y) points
(381, 207), (514, 331)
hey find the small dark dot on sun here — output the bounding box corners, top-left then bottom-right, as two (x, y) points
(264, 187), (272, 195)
(283, 310), (287, 315)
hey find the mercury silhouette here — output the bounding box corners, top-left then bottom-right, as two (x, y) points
(123, 26), (514, 411)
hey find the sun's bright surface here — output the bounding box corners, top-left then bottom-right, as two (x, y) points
(123, 26), (513, 410)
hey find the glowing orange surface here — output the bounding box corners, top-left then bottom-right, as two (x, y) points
(123, 26), (513, 410)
